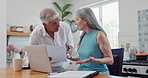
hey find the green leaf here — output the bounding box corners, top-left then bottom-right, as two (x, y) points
(62, 11), (72, 21)
(11, 48), (14, 52)
(71, 20), (76, 22)
(9, 53), (11, 57)
(64, 19), (72, 24)
(64, 19), (75, 24)
(63, 4), (72, 12)
(53, 2), (62, 12)
(64, 19), (75, 25)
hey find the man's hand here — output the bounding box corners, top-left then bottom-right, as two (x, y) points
(66, 54), (72, 59)
(66, 45), (72, 51)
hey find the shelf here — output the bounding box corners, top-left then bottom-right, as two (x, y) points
(7, 31), (31, 36)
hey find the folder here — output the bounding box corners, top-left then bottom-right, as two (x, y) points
(48, 71), (99, 78)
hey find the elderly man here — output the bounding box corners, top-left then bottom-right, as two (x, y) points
(24, 8), (74, 72)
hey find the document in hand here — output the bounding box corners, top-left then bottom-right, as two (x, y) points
(46, 45), (67, 63)
(48, 71), (99, 78)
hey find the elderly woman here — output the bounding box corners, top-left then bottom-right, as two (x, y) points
(68, 8), (113, 75)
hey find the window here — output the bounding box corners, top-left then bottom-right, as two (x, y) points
(91, 2), (119, 49)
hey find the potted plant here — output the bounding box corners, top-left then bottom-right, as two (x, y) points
(53, 2), (77, 33)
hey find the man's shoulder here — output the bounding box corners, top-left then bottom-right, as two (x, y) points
(34, 25), (43, 30)
(30, 26), (44, 37)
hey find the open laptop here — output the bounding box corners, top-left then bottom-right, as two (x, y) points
(25, 45), (52, 73)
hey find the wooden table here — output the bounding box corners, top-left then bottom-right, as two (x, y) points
(0, 67), (126, 78)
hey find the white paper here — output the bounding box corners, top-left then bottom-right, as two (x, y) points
(46, 45), (67, 62)
(48, 71), (96, 78)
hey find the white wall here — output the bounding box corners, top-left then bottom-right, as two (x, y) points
(118, 0), (148, 52)
(0, 0), (6, 67)
(7, 0), (63, 27)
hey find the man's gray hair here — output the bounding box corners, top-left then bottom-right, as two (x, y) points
(40, 8), (59, 24)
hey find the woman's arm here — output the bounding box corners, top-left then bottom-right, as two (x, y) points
(94, 32), (114, 65)
(76, 32), (114, 65)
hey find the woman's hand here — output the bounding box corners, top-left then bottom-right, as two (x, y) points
(76, 59), (90, 64)
(76, 57), (95, 64)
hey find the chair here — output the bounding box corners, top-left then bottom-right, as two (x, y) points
(107, 48), (124, 76)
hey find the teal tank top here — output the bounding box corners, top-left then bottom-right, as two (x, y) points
(77, 30), (109, 75)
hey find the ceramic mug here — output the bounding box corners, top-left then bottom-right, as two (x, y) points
(12, 58), (22, 72)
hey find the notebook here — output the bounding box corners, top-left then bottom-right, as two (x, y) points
(48, 71), (99, 78)
(26, 45), (52, 73)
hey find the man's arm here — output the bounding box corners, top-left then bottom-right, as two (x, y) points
(28, 35), (38, 45)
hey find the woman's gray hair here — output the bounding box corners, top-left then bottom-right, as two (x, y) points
(40, 8), (59, 24)
(76, 8), (107, 47)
